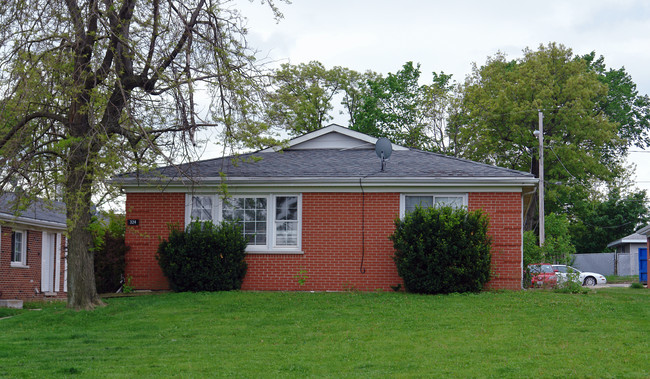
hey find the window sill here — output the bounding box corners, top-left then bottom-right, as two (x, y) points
(10, 263), (30, 268)
(246, 250), (304, 255)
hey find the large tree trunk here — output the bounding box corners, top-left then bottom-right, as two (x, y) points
(66, 193), (104, 310)
(65, 124), (104, 310)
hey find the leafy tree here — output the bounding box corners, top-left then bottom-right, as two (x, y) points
(421, 71), (459, 153)
(570, 188), (649, 253)
(455, 43), (625, 230)
(266, 61), (340, 135)
(338, 68), (381, 127)
(541, 213), (576, 264)
(351, 62), (456, 151)
(523, 231), (543, 266)
(265, 61), (379, 135)
(0, 0), (281, 309)
(265, 60), (457, 151)
(523, 214), (575, 264)
(582, 52), (650, 154)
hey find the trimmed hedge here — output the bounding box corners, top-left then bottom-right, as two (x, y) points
(390, 206), (492, 294)
(157, 221), (248, 292)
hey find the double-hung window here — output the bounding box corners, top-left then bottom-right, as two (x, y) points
(190, 195), (214, 222)
(401, 194), (467, 216)
(11, 230), (27, 267)
(274, 196), (299, 247)
(187, 194), (302, 253)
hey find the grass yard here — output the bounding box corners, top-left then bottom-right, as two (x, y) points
(606, 275), (640, 284)
(1, 289), (649, 378)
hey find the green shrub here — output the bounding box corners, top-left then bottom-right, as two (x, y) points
(542, 213), (575, 265)
(94, 231), (129, 293)
(93, 212), (129, 293)
(156, 221), (248, 292)
(390, 206), (492, 294)
(554, 275), (589, 294)
(522, 230), (544, 288)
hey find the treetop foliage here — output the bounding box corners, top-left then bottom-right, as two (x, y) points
(264, 43), (650, 245)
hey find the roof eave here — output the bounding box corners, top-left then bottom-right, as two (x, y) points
(637, 225), (650, 236)
(0, 213), (67, 231)
(117, 175), (539, 191)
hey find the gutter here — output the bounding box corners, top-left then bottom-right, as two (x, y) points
(0, 213), (67, 231)
(114, 175), (538, 189)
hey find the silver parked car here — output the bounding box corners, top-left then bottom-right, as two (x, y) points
(552, 265), (607, 286)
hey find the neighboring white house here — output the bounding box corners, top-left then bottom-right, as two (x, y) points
(606, 232), (648, 276)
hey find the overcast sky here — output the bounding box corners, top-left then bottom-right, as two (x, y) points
(233, 0), (650, 192)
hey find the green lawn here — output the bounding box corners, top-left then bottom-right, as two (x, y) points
(606, 275), (640, 284)
(1, 289), (649, 378)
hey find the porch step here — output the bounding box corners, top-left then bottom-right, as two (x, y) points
(0, 299), (23, 309)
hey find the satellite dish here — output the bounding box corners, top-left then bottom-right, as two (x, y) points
(375, 138), (392, 171)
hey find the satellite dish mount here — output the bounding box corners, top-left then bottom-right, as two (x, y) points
(375, 138), (393, 172)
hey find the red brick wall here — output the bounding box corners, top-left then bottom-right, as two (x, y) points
(0, 226), (67, 300)
(124, 191), (524, 292)
(468, 192), (523, 290)
(242, 193), (402, 291)
(124, 192), (185, 290)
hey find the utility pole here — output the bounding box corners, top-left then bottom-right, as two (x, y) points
(534, 110), (545, 246)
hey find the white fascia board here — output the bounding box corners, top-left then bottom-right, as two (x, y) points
(120, 176), (537, 194)
(636, 225), (650, 236)
(260, 124), (408, 152)
(0, 213), (67, 231)
(121, 176), (538, 185)
(607, 237), (648, 248)
(621, 237), (648, 244)
(606, 238), (625, 248)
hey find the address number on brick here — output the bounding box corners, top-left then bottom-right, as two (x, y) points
(127, 219), (139, 226)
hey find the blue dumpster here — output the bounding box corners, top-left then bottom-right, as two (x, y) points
(639, 248), (647, 284)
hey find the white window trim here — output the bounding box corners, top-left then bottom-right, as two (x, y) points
(185, 193), (303, 254)
(185, 194), (219, 225)
(271, 195), (302, 252)
(224, 195), (271, 253)
(10, 229), (28, 268)
(399, 193), (468, 218)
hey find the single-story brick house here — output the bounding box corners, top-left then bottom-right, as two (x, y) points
(0, 193), (67, 301)
(116, 124), (537, 291)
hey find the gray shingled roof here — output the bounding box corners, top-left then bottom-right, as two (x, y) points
(118, 148), (534, 181)
(607, 232), (648, 247)
(0, 193), (66, 225)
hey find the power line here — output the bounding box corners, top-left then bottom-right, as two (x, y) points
(547, 144), (593, 192)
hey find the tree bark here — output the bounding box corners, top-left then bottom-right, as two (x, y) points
(65, 96), (104, 309)
(65, 141), (104, 310)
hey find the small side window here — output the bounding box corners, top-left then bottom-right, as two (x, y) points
(402, 194), (467, 216)
(11, 230), (27, 266)
(190, 196), (213, 222)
